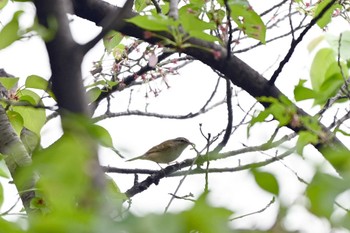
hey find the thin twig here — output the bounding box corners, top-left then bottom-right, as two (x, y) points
(269, 0), (338, 85)
(92, 100), (225, 122)
(230, 196), (276, 221)
(224, 0), (233, 56)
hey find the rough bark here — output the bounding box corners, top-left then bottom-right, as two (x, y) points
(0, 105), (35, 213)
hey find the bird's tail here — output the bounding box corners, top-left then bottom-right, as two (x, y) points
(125, 155), (144, 162)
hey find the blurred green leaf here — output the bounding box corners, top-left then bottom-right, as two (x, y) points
(0, 182), (3, 207)
(0, 159), (10, 178)
(321, 145), (350, 173)
(88, 124), (113, 148)
(188, 30), (219, 42)
(13, 89), (46, 136)
(103, 31), (124, 53)
(314, 73), (343, 106)
(0, 218), (25, 233)
(0, 0), (8, 9)
(296, 131), (318, 155)
(0, 11), (23, 49)
(310, 48), (335, 91)
(227, 0), (266, 43)
(127, 14), (176, 32)
(25, 75), (49, 91)
(325, 31), (350, 60)
(31, 133), (92, 211)
(307, 35), (325, 52)
(207, 9), (225, 24)
(181, 192), (233, 233)
(6, 110), (24, 135)
(0, 77), (19, 90)
(306, 172), (348, 218)
(105, 175), (127, 202)
(121, 213), (183, 233)
(252, 169), (279, 195)
(119, 192), (233, 233)
(86, 87), (101, 103)
(135, 0), (150, 12)
(294, 79), (316, 101)
(21, 127), (41, 154)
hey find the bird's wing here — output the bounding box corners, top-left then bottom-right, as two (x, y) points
(145, 139), (172, 154)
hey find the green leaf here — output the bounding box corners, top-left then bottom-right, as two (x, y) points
(135, 0), (149, 12)
(103, 31), (124, 53)
(30, 133), (92, 211)
(252, 169), (279, 195)
(0, 77), (19, 90)
(122, 213), (183, 233)
(311, 60), (347, 106)
(314, 0), (341, 28)
(314, 73), (343, 106)
(105, 175), (127, 205)
(207, 9), (225, 24)
(322, 145), (350, 172)
(13, 90), (46, 136)
(294, 79), (316, 101)
(0, 181), (3, 207)
(307, 35), (325, 52)
(25, 75), (49, 91)
(0, 0), (8, 10)
(228, 1), (266, 43)
(296, 131), (318, 155)
(127, 14), (176, 32)
(188, 31), (219, 42)
(306, 172), (348, 218)
(21, 127), (40, 154)
(325, 31), (350, 60)
(310, 48), (335, 91)
(0, 11), (23, 49)
(88, 124), (114, 148)
(0, 218), (25, 233)
(29, 16), (57, 42)
(6, 110), (24, 135)
(0, 160), (10, 178)
(248, 109), (271, 137)
(181, 192), (233, 233)
(179, 13), (217, 42)
(86, 87), (101, 103)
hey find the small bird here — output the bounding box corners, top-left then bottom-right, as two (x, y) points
(126, 137), (193, 164)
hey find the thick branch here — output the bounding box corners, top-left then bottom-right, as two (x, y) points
(0, 105), (35, 213)
(35, 0), (89, 115)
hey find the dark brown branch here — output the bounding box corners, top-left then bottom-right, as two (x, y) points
(269, 0), (338, 85)
(35, 0), (89, 115)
